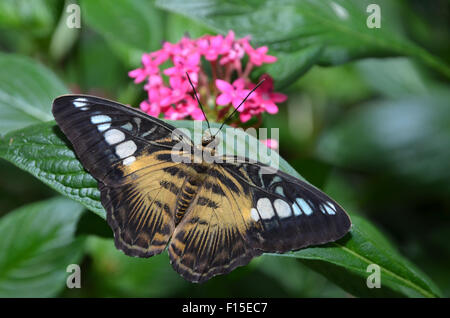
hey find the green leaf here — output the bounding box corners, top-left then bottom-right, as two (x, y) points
(253, 255), (347, 297)
(80, 0), (165, 66)
(273, 214), (441, 297)
(49, 0), (80, 62)
(0, 0), (57, 37)
(164, 11), (213, 43)
(156, 0), (450, 81)
(84, 236), (187, 297)
(356, 57), (430, 98)
(316, 92), (450, 194)
(0, 118), (440, 297)
(0, 53), (68, 136)
(0, 122), (104, 217)
(0, 197), (85, 297)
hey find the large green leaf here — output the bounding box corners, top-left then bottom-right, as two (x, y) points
(0, 0), (57, 37)
(356, 57), (430, 98)
(0, 53), (68, 136)
(0, 122), (104, 216)
(0, 197), (85, 297)
(84, 236), (187, 297)
(0, 119), (440, 297)
(80, 0), (165, 66)
(156, 0), (450, 83)
(277, 214), (441, 297)
(316, 92), (450, 194)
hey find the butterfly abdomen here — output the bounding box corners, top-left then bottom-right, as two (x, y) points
(175, 177), (202, 225)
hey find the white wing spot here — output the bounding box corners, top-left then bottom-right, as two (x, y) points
(275, 186), (284, 196)
(121, 123), (133, 131)
(274, 199), (291, 218)
(257, 198), (275, 220)
(270, 176), (282, 186)
(323, 202), (336, 215)
(296, 198), (313, 215)
(326, 201), (337, 212)
(74, 102), (86, 108)
(292, 203), (302, 216)
(91, 115), (111, 124)
(115, 140), (137, 159)
(250, 208), (260, 222)
(104, 129), (125, 145)
(123, 156), (136, 166)
(97, 123), (110, 132)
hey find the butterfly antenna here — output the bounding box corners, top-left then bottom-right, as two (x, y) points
(186, 72), (211, 131)
(215, 79), (265, 136)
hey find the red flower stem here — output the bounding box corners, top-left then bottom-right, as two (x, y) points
(198, 70), (210, 108)
(242, 61), (253, 81)
(235, 59), (243, 77)
(225, 64), (233, 82)
(211, 60), (217, 83)
(255, 114), (263, 128)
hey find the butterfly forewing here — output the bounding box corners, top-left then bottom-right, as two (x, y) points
(52, 95), (192, 256)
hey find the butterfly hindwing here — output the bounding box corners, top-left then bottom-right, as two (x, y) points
(168, 158), (351, 282)
(169, 165), (261, 283)
(52, 95), (193, 257)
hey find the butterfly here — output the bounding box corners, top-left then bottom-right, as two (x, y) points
(52, 93), (351, 283)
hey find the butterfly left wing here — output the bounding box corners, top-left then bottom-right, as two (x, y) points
(168, 159), (351, 283)
(52, 95), (194, 257)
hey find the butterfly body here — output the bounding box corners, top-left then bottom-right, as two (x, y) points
(52, 95), (351, 283)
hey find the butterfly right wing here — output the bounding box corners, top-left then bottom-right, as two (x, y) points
(168, 158), (351, 283)
(52, 95), (194, 257)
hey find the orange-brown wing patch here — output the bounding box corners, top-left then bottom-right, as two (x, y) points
(102, 149), (192, 258)
(168, 166), (262, 283)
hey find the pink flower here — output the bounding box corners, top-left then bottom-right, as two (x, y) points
(162, 37), (196, 57)
(140, 86), (172, 117)
(248, 74), (287, 114)
(129, 31), (286, 123)
(243, 42), (277, 66)
(159, 76), (191, 106)
(197, 32), (233, 61)
(143, 74), (163, 90)
(220, 40), (245, 65)
(261, 138), (279, 150)
(238, 102), (262, 123)
(164, 95), (205, 120)
(128, 68), (147, 84)
(140, 100), (160, 117)
(216, 79), (251, 108)
(128, 52), (168, 83)
(164, 54), (200, 81)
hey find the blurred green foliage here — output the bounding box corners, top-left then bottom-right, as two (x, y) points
(0, 0), (449, 298)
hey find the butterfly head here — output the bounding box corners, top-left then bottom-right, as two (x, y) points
(201, 129), (219, 148)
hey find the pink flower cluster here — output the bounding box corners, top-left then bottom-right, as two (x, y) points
(129, 31), (287, 124)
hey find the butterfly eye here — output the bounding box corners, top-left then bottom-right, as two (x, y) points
(202, 136), (213, 147)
